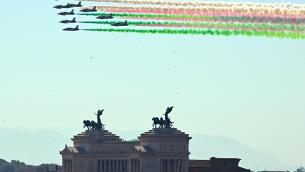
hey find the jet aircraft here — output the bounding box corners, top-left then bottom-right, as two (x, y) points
(54, 2), (82, 9)
(60, 17), (77, 24)
(71, 1), (82, 7)
(62, 3), (74, 8)
(53, 4), (65, 9)
(80, 6), (97, 12)
(58, 9), (75, 16)
(96, 14), (113, 19)
(63, 25), (79, 31)
(111, 20), (128, 26)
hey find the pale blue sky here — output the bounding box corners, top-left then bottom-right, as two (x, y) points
(0, 0), (304, 170)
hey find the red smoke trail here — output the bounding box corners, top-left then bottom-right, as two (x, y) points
(96, 6), (305, 19)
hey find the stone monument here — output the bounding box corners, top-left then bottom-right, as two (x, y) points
(60, 107), (191, 172)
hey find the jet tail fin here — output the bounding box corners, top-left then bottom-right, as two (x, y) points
(76, 25), (79, 29)
(73, 17), (76, 22)
(93, 6), (96, 10)
(71, 9), (74, 13)
(78, 1), (81, 5)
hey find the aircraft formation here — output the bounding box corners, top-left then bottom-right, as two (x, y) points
(53, 1), (128, 31)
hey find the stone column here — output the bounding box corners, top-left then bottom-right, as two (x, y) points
(114, 160), (116, 172)
(115, 160), (117, 172)
(160, 159), (162, 172)
(68, 160), (70, 172)
(69, 160), (71, 172)
(113, 160), (115, 172)
(65, 161), (67, 172)
(128, 159), (131, 172)
(181, 159), (188, 172)
(123, 160), (130, 172)
(97, 160), (100, 172)
(130, 160), (132, 172)
(118, 160), (120, 172)
(103, 161), (105, 172)
(106, 160), (110, 172)
(116, 160), (119, 172)
(138, 160), (140, 172)
(135, 160), (137, 172)
(173, 160), (177, 172)
(109, 160), (112, 172)
(112, 160), (114, 172)
(63, 161), (66, 172)
(118, 160), (121, 172)
(163, 159), (167, 172)
(167, 159), (170, 172)
(101, 160), (103, 172)
(185, 159), (189, 172)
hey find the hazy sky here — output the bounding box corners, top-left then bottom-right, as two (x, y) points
(0, 0), (305, 169)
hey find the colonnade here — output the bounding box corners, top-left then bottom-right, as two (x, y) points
(97, 160), (128, 172)
(63, 159), (72, 172)
(129, 159), (140, 172)
(161, 159), (182, 172)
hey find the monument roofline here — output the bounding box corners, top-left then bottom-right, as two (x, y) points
(140, 128), (190, 136)
(138, 127), (192, 143)
(72, 129), (123, 143)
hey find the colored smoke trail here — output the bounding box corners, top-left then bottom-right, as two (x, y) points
(80, 20), (305, 32)
(95, 6), (305, 19)
(82, 28), (305, 39)
(76, 0), (305, 39)
(84, 0), (305, 9)
(79, 13), (305, 24)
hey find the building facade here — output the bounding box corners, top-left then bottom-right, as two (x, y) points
(60, 127), (191, 172)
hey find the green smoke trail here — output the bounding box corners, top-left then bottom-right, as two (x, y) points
(78, 12), (305, 24)
(82, 28), (305, 39)
(79, 20), (305, 32)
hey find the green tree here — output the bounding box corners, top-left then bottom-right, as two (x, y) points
(0, 160), (15, 172)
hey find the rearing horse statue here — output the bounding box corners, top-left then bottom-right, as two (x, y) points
(152, 106), (174, 128)
(83, 109), (105, 131)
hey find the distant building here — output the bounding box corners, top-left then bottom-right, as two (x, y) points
(189, 158), (250, 172)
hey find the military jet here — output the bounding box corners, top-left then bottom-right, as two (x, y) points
(80, 6), (97, 12)
(111, 20), (128, 26)
(54, 2), (82, 9)
(53, 4), (65, 9)
(71, 1), (82, 8)
(63, 25), (79, 31)
(62, 3), (74, 8)
(54, 3), (73, 9)
(58, 9), (75, 16)
(96, 14), (113, 19)
(64, 2), (82, 8)
(60, 17), (77, 24)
